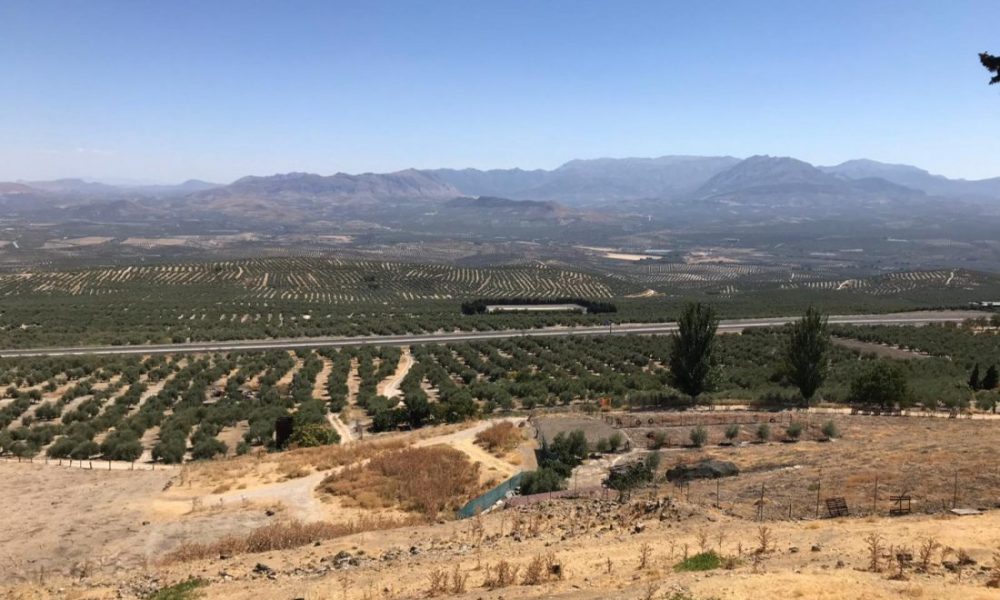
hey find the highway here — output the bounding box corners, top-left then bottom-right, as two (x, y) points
(0, 310), (986, 358)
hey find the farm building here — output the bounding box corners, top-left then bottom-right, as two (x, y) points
(484, 303), (588, 314)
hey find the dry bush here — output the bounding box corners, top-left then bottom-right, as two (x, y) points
(450, 564), (468, 594)
(522, 553), (561, 586)
(483, 560), (519, 589)
(638, 543), (652, 570)
(987, 550), (1000, 588)
(162, 516), (420, 563)
(474, 421), (523, 455)
(181, 436), (408, 488)
(426, 568), (448, 597)
(917, 537), (940, 572)
(522, 555), (546, 585)
(755, 526), (772, 555)
(641, 582), (660, 600)
(865, 533), (885, 573)
(319, 445), (481, 518)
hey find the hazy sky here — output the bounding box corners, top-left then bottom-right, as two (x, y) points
(2, 0), (998, 183)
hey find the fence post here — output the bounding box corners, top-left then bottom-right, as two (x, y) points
(953, 471), (959, 508)
(757, 484), (765, 521)
(873, 475), (878, 514)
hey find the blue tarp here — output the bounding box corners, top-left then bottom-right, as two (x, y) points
(457, 472), (525, 519)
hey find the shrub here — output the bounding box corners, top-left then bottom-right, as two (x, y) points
(520, 467), (566, 494)
(148, 578), (207, 600)
(756, 423), (770, 442)
(785, 421), (803, 441)
(474, 421), (522, 455)
(650, 431), (669, 449)
(608, 431), (624, 451)
(289, 423), (340, 448)
(675, 551), (722, 572)
(595, 437), (611, 453)
(604, 452), (660, 500)
(821, 420), (839, 440)
(689, 426), (708, 448)
(539, 430), (588, 477)
(319, 446), (480, 517)
(724, 424), (740, 442)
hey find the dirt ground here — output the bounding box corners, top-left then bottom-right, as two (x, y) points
(532, 414), (619, 448)
(618, 413), (1000, 521)
(6, 415), (1000, 600)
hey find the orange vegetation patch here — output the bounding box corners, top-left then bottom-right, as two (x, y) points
(318, 445), (482, 518)
(161, 516), (419, 563)
(474, 421), (524, 456)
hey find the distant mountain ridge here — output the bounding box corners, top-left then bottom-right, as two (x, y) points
(820, 159), (1000, 200)
(2, 155), (997, 228)
(427, 155), (741, 204)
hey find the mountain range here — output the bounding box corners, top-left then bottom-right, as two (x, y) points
(3, 155), (998, 230)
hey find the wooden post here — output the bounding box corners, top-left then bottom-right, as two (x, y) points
(873, 475), (878, 514)
(815, 473), (822, 518)
(716, 479), (721, 509)
(758, 484), (765, 521)
(953, 471), (959, 508)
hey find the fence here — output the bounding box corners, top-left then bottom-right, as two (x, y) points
(457, 472), (525, 519)
(0, 454), (172, 471)
(504, 485), (605, 508)
(664, 464), (996, 522)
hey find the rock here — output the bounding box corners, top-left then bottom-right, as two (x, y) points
(665, 460), (740, 483)
(811, 545), (822, 552)
(265, 509), (276, 517)
(789, 546), (799, 553)
(253, 563), (274, 575)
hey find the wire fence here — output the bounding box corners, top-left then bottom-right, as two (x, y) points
(0, 454), (173, 471)
(663, 465), (997, 521)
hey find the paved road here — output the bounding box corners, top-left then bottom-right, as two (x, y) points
(0, 310), (987, 358)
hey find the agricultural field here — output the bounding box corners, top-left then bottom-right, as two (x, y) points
(2, 322), (995, 467)
(1, 256), (1000, 348)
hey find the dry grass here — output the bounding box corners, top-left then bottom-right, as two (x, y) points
(474, 421), (524, 455)
(161, 516), (420, 563)
(318, 445), (482, 518)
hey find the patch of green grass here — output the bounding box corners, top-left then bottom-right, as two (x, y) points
(147, 578), (207, 600)
(674, 550), (722, 572)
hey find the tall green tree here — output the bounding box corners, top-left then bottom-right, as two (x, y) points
(783, 306), (831, 405)
(982, 52), (1000, 85)
(982, 364), (999, 391)
(668, 302), (718, 402)
(969, 363), (982, 391)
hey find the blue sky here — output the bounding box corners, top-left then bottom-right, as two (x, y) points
(2, 0), (998, 183)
